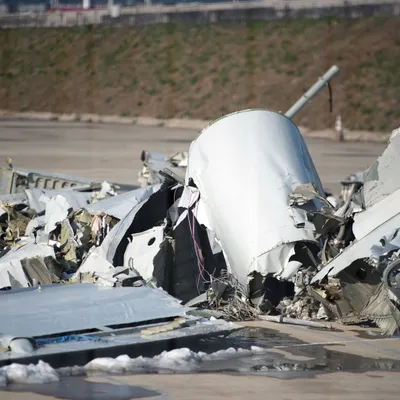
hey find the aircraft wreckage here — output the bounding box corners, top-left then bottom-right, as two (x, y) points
(1, 66), (400, 368)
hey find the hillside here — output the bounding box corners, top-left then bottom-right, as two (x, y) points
(0, 17), (399, 131)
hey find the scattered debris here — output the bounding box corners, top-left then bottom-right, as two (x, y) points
(3, 68), (400, 373)
(3, 117), (400, 349)
(0, 286), (241, 368)
(138, 151), (187, 188)
(258, 315), (332, 329)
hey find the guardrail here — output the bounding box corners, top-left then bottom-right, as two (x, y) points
(0, 0), (399, 27)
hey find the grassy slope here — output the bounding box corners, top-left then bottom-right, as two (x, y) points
(0, 17), (399, 131)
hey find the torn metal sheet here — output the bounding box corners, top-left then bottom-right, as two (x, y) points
(0, 193), (27, 207)
(72, 248), (114, 280)
(0, 165), (139, 196)
(333, 260), (400, 336)
(25, 188), (92, 214)
(363, 133), (400, 208)
(312, 212), (400, 283)
(370, 229), (400, 260)
(96, 197), (152, 265)
(123, 224), (166, 283)
(138, 151), (187, 188)
(98, 184), (173, 267)
(353, 188), (400, 241)
(312, 188), (400, 283)
(0, 242), (55, 289)
(0, 167), (100, 195)
(86, 185), (161, 220)
(185, 109), (325, 292)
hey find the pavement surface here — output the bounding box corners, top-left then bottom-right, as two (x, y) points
(0, 119), (397, 399)
(1, 321), (400, 399)
(0, 119), (387, 195)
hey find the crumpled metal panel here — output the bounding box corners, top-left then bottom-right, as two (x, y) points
(353, 188), (400, 241)
(138, 151), (187, 188)
(363, 133), (400, 208)
(185, 109), (325, 290)
(312, 212), (400, 283)
(87, 185), (161, 220)
(0, 242), (55, 289)
(25, 188), (92, 214)
(99, 197), (152, 264)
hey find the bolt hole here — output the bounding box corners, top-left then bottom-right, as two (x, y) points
(355, 268), (367, 281)
(148, 237), (156, 246)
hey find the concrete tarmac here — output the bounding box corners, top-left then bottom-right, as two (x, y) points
(1, 321), (400, 399)
(0, 119), (387, 194)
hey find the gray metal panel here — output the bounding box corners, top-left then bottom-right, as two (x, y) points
(86, 185), (160, 220)
(1, 284), (190, 338)
(0, 318), (242, 367)
(25, 188), (92, 213)
(363, 134), (400, 208)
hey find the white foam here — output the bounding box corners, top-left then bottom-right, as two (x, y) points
(0, 360), (59, 386)
(82, 346), (266, 375)
(1, 346), (267, 385)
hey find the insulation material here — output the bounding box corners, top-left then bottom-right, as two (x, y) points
(41, 194), (71, 234)
(185, 109), (325, 292)
(25, 216), (46, 237)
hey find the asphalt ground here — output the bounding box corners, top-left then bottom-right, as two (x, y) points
(0, 119), (387, 195)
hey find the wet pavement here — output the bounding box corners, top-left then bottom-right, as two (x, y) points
(2, 322), (400, 399)
(4, 380), (161, 400)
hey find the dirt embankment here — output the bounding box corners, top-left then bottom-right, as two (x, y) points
(0, 17), (399, 132)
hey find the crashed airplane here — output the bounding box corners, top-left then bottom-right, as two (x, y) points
(126, 110), (400, 336)
(1, 65), (400, 369)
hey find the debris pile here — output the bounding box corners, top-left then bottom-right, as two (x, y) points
(138, 151), (187, 188)
(132, 111), (400, 336)
(2, 109), (400, 362)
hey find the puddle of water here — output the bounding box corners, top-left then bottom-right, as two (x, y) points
(2, 326), (400, 398)
(307, 327), (345, 333)
(189, 327), (400, 378)
(2, 377), (160, 400)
